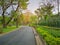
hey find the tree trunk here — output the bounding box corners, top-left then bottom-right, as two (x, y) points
(2, 4), (6, 28)
(57, 0), (59, 16)
(6, 16), (14, 26)
(16, 18), (18, 28)
(15, 2), (20, 28)
(2, 0), (14, 28)
(2, 11), (6, 28)
(6, 2), (19, 26)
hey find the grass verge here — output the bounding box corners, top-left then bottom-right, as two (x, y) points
(36, 26), (60, 45)
(0, 26), (17, 33)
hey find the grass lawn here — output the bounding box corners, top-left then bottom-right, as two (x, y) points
(36, 26), (60, 45)
(0, 26), (18, 33)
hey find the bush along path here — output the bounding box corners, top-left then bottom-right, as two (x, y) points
(36, 26), (60, 45)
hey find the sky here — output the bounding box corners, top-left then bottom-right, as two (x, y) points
(27, 0), (60, 14)
(27, 0), (41, 13)
(6, 0), (42, 15)
(0, 0), (60, 15)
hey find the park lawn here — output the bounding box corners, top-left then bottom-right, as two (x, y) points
(0, 26), (18, 33)
(36, 26), (60, 45)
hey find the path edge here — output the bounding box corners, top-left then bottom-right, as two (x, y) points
(0, 26), (21, 36)
(32, 27), (46, 45)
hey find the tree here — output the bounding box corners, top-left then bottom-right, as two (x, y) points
(0, 0), (13, 28)
(0, 0), (29, 28)
(30, 15), (37, 26)
(35, 3), (54, 21)
(57, 0), (59, 16)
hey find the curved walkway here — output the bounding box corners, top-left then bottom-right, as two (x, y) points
(0, 26), (36, 45)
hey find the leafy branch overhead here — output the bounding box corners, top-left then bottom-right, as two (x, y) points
(0, 0), (29, 28)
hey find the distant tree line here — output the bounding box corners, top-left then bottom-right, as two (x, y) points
(35, 0), (60, 27)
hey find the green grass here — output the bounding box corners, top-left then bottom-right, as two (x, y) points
(39, 26), (60, 37)
(3, 26), (17, 33)
(36, 26), (60, 45)
(0, 26), (17, 33)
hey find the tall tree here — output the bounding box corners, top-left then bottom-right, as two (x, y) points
(35, 3), (54, 21)
(0, 0), (13, 28)
(57, 0), (59, 15)
(0, 0), (29, 28)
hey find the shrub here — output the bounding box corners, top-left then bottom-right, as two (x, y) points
(36, 27), (60, 45)
(39, 16), (60, 27)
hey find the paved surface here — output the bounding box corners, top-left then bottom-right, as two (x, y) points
(0, 26), (36, 45)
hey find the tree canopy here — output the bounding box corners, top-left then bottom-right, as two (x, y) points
(0, 0), (29, 28)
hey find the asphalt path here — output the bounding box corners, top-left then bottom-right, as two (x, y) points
(0, 26), (36, 45)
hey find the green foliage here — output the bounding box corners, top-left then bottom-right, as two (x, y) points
(39, 15), (60, 27)
(40, 26), (60, 37)
(19, 0), (29, 9)
(0, 0), (4, 6)
(2, 26), (16, 33)
(35, 3), (54, 21)
(29, 15), (37, 27)
(0, 0), (29, 28)
(36, 26), (60, 45)
(20, 2), (28, 9)
(11, 11), (18, 18)
(0, 16), (2, 24)
(36, 2), (60, 28)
